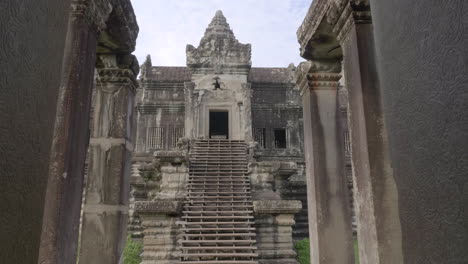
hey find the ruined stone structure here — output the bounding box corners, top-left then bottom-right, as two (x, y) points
(130, 11), (306, 264)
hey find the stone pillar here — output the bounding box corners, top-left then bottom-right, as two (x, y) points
(78, 54), (138, 263)
(39, 1), (111, 263)
(184, 82), (195, 138)
(135, 201), (182, 264)
(369, 1), (468, 262)
(335, 3), (404, 263)
(296, 61), (354, 264)
(254, 200), (302, 264)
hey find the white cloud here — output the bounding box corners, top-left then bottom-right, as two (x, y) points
(130, 0), (311, 67)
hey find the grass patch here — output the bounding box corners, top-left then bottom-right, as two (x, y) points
(354, 239), (360, 264)
(294, 238), (311, 264)
(123, 236), (142, 264)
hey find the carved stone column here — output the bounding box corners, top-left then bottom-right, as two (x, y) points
(135, 201), (183, 264)
(184, 82), (196, 138)
(78, 54), (138, 263)
(254, 200), (302, 264)
(335, 2), (404, 263)
(296, 60), (354, 264)
(241, 83), (253, 142)
(39, 1), (111, 263)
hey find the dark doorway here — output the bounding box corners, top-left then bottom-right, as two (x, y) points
(209, 111), (229, 139)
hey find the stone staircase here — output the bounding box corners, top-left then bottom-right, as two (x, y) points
(178, 139), (258, 264)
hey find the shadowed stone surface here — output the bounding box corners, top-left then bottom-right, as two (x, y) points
(370, 0), (468, 262)
(0, 0), (71, 262)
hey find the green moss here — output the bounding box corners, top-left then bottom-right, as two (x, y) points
(294, 238), (311, 264)
(123, 236), (142, 264)
(354, 239), (360, 264)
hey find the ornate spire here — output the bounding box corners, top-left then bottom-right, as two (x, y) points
(204, 10), (234, 37)
(186, 10), (251, 74)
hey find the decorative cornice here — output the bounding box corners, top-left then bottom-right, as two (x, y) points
(70, 0), (112, 34)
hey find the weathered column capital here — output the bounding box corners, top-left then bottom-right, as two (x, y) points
(96, 54), (139, 92)
(296, 60), (342, 95)
(333, 0), (372, 42)
(70, 0), (112, 34)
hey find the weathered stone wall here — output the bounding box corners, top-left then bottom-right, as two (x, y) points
(370, 0), (468, 262)
(0, 0), (71, 262)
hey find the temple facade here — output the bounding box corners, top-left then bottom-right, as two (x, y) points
(129, 11), (308, 264)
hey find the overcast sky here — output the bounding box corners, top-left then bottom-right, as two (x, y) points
(130, 0), (311, 68)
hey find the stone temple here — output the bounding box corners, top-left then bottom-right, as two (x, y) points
(129, 10), (308, 264)
(3, 0), (467, 264)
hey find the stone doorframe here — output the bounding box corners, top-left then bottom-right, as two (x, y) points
(38, 1), (139, 263)
(296, 1), (404, 264)
(204, 105), (233, 140)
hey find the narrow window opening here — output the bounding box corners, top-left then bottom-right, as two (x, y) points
(254, 128), (266, 149)
(274, 128), (287, 149)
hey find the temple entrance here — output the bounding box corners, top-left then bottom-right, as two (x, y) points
(209, 111), (229, 139)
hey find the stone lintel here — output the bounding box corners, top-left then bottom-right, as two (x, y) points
(135, 200), (182, 215)
(70, 0), (112, 34)
(297, 0), (331, 57)
(297, 0), (371, 56)
(89, 137), (134, 152)
(253, 200), (302, 215)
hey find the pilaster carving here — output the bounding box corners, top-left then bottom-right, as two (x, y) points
(296, 60), (342, 96)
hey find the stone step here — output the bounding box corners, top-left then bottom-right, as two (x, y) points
(180, 253), (257, 257)
(180, 240), (256, 245)
(180, 246), (257, 250)
(181, 221), (254, 226)
(182, 227), (256, 232)
(175, 261), (257, 264)
(183, 210), (254, 214)
(185, 205), (253, 209)
(181, 233), (256, 238)
(186, 196), (251, 199)
(182, 215), (254, 219)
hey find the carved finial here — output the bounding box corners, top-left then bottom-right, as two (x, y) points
(206, 10), (233, 37)
(140, 54), (152, 80)
(144, 54), (152, 68)
(186, 11), (251, 73)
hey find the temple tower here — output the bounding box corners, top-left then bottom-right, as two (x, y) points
(185, 10), (253, 141)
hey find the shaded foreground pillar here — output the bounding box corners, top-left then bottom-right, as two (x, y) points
(38, 1), (109, 263)
(78, 54), (138, 263)
(296, 61), (354, 263)
(335, 3), (404, 263)
(369, 0), (468, 262)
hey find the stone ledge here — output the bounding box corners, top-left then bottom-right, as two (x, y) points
(135, 200), (182, 214)
(154, 150), (188, 165)
(253, 200), (302, 214)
